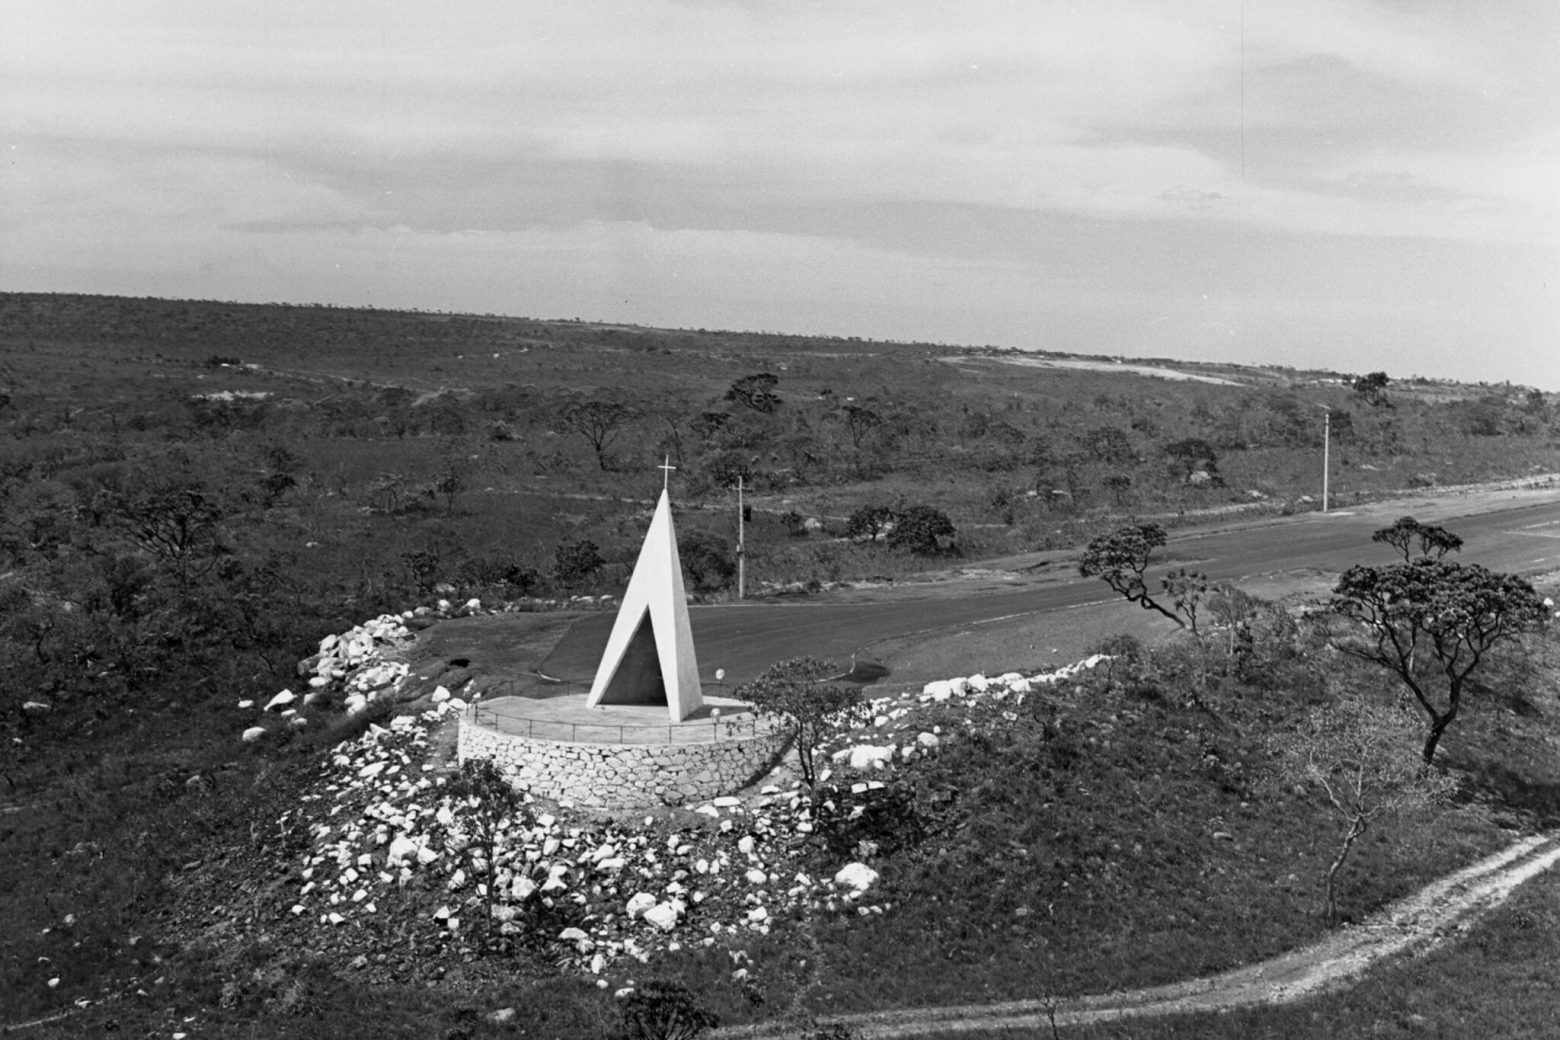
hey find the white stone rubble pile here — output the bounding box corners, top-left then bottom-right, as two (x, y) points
(281, 708), (890, 975)
(819, 656), (1108, 772)
(258, 616), (1111, 977)
(309, 614), (414, 713)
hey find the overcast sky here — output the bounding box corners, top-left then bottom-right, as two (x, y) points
(3, 1), (1556, 387)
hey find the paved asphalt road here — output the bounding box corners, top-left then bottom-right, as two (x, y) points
(541, 497), (1560, 687)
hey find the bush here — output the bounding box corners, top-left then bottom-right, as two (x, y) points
(886, 505), (956, 556)
(615, 980), (719, 1040)
(554, 539), (605, 587)
(677, 530), (736, 592)
(845, 504), (896, 542)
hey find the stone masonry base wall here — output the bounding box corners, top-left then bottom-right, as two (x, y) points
(457, 712), (786, 810)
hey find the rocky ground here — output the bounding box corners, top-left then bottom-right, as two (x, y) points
(92, 610), (1103, 1036)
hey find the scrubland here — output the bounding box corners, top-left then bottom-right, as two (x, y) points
(2, 292), (1559, 1037)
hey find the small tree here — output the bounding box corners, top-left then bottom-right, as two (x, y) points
(439, 758), (530, 950)
(1330, 556), (1548, 764)
(561, 398), (636, 470)
(701, 449), (755, 491)
(1274, 700), (1455, 924)
(1353, 371), (1391, 407)
(1084, 425), (1134, 466)
(1370, 515), (1463, 562)
(689, 410), (730, 441)
(736, 657), (869, 788)
(112, 478), (230, 589)
(1079, 522), (1206, 631)
(725, 373), (781, 414)
(838, 403), (883, 471)
(845, 504), (897, 542)
(886, 505), (955, 556)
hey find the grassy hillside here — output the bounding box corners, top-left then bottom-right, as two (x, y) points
(2, 291), (1559, 1037)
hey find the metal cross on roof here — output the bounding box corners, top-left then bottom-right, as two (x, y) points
(658, 455), (676, 491)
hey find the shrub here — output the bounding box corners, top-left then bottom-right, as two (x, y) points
(554, 539), (605, 587)
(845, 504), (896, 542)
(886, 505), (956, 556)
(677, 530), (736, 592)
(614, 980), (719, 1040)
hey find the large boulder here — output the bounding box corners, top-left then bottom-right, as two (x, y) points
(833, 862), (879, 896)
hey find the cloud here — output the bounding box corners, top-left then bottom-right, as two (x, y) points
(2, 1), (1556, 386)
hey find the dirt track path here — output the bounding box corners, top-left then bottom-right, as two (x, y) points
(716, 833), (1560, 1038)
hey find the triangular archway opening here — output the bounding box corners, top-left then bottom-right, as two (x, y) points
(595, 609), (666, 706)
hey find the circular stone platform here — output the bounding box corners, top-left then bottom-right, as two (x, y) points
(458, 694), (787, 810)
(470, 692), (766, 745)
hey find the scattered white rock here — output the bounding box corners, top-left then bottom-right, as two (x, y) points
(241, 726), (267, 743)
(833, 862), (879, 895)
(643, 902), (681, 932)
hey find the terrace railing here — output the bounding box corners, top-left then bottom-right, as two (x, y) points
(468, 673), (775, 746)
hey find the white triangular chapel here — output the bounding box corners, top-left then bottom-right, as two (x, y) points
(586, 489), (703, 722)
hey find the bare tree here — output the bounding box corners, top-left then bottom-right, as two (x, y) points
(560, 397), (636, 470)
(1273, 699), (1455, 923)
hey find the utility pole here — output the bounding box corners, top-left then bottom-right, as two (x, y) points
(1321, 407), (1331, 514)
(736, 475), (745, 600)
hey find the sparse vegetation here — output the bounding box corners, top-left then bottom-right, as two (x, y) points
(1, 292), (1558, 1038)
(734, 656), (869, 788)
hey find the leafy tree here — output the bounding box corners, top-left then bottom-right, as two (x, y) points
(1084, 425), (1134, 466)
(845, 504), (896, 542)
(1329, 557), (1548, 764)
(1353, 371), (1391, 407)
(736, 657), (868, 788)
(1102, 472), (1132, 506)
(553, 539), (605, 586)
(561, 397), (636, 470)
(886, 504), (956, 556)
(1273, 699), (1455, 924)
(1078, 522), (1206, 630)
(1371, 516), (1463, 563)
(677, 530), (735, 591)
(615, 980), (719, 1040)
(838, 403), (883, 470)
(701, 449), (756, 491)
(725, 373), (780, 414)
(427, 437), (478, 514)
